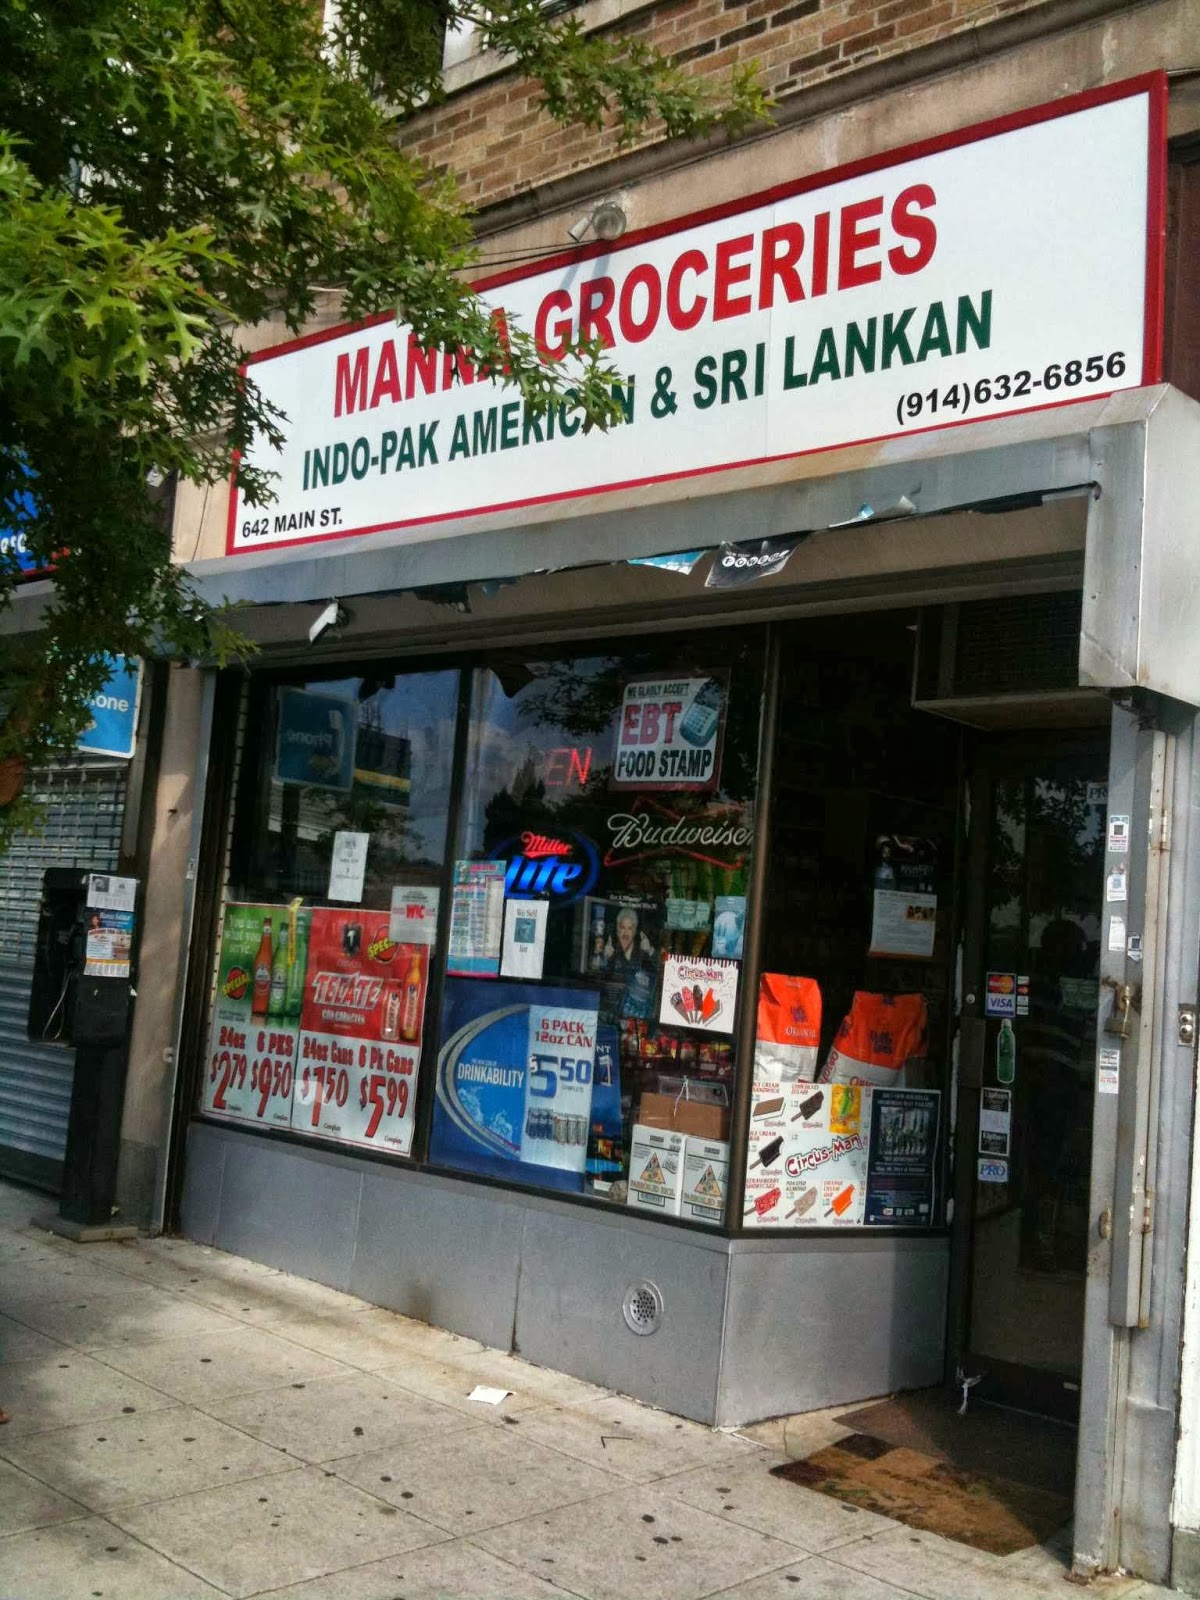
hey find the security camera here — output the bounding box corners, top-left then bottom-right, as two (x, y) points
(308, 599), (348, 645)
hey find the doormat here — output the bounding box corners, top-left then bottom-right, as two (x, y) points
(770, 1435), (1074, 1555)
(837, 1389), (1076, 1499)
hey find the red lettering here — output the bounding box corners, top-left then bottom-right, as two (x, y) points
(759, 223), (805, 308)
(888, 183), (937, 276)
(713, 234), (754, 321)
(441, 345), (478, 388)
(618, 263), (661, 343)
(623, 703), (641, 741)
(369, 339), (402, 409)
(405, 333), (439, 399)
(811, 211), (830, 297)
(334, 348), (369, 417)
(660, 700), (683, 742)
(579, 277), (616, 348)
(641, 703), (661, 744)
(545, 748), (571, 786)
(666, 250), (707, 331)
(535, 289), (573, 360)
(838, 196), (883, 290)
(568, 746), (592, 784)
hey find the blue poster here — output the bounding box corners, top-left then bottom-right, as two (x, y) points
(431, 979), (600, 1193)
(274, 688), (357, 790)
(77, 657), (142, 759)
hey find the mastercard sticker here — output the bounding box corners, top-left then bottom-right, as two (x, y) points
(985, 972), (1017, 1018)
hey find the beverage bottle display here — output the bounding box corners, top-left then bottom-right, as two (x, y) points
(996, 1018), (1016, 1085)
(285, 912), (309, 1019)
(267, 925), (289, 1019)
(251, 918), (274, 1017)
(679, 677), (721, 746)
(399, 952), (424, 1042)
(380, 983), (401, 1042)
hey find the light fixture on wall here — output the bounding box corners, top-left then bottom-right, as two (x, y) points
(567, 196), (628, 244)
(307, 599), (349, 644)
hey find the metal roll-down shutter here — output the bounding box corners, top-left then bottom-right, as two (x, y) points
(0, 761), (127, 1190)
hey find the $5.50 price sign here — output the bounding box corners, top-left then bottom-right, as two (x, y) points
(206, 1024), (297, 1129)
(292, 1033), (420, 1155)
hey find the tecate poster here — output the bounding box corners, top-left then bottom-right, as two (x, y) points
(229, 81), (1161, 556)
(202, 903), (305, 1130)
(744, 1081), (870, 1227)
(613, 674), (726, 791)
(293, 907), (427, 1156)
(660, 953), (739, 1034)
(430, 980), (600, 1194)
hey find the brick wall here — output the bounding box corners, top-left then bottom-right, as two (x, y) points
(399, 0), (1054, 208)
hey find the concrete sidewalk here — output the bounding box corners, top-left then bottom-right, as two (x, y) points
(0, 1179), (1171, 1600)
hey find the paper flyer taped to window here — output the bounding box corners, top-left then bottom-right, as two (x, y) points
(389, 885), (440, 946)
(328, 831), (369, 902)
(501, 898), (548, 980)
(869, 889), (936, 959)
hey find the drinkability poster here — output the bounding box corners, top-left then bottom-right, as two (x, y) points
(292, 907), (428, 1156)
(431, 979), (600, 1192)
(202, 903), (303, 1130)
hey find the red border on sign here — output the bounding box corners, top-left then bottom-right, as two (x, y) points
(225, 71), (1167, 557)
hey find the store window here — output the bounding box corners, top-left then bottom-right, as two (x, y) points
(429, 633), (764, 1222)
(743, 615), (959, 1230)
(200, 668), (459, 1156)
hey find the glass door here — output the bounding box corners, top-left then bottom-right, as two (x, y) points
(956, 735), (1108, 1419)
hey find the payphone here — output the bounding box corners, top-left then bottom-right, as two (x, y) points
(29, 868), (139, 1230)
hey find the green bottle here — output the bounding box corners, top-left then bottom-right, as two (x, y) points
(285, 912), (310, 1019)
(267, 925), (289, 1019)
(996, 1018), (1016, 1085)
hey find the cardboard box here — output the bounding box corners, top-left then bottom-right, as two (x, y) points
(681, 1137), (729, 1226)
(637, 1090), (729, 1142)
(627, 1124), (685, 1216)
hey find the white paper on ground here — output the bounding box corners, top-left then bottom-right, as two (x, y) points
(467, 1385), (512, 1405)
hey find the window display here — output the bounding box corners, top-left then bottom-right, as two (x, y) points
(428, 636), (763, 1220)
(202, 668), (459, 1151)
(199, 611), (955, 1233)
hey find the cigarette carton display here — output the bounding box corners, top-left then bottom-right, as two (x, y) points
(627, 1124), (685, 1216)
(681, 1137), (729, 1225)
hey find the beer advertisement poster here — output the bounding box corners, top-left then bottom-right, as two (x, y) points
(612, 672), (727, 792)
(292, 907), (427, 1156)
(430, 979), (600, 1194)
(202, 903), (302, 1130)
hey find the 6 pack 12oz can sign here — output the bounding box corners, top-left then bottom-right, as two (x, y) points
(229, 77), (1163, 556)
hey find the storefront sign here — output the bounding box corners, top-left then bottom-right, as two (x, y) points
(500, 829), (600, 905)
(613, 675), (725, 791)
(603, 801), (753, 870)
(293, 907), (425, 1155)
(77, 657), (142, 760)
(229, 78), (1163, 556)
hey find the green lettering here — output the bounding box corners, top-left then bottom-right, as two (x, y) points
(449, 414), (470, 461)
(956, 290), (992, 354)
(808, 327), (841, 386)
(693, 355), (717, 410)
(916, 301), (952, 362)
(844, 317), (877, 376)
(881, 309), (916, 368)
(472, 406), (497, 456)
(782, 335), (807, 390)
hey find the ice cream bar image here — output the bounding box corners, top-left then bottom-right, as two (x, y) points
(749, 1135), (783, 1170)
(744, 1185), (782, 1216)
(753, 1097), (785, 1120)
(787, 1187), (818, 1220)
(793, 1088), (824, 1121)
(692, 983), (704, 1016)
(824, 1184), (855, 1218)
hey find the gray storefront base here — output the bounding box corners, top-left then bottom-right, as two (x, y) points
(182, 1118), (947, 1425)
